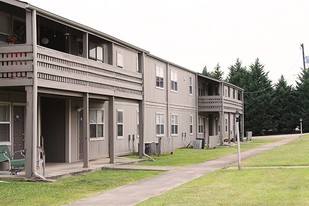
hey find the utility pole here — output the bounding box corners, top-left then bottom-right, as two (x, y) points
(301, 43), (306, 70)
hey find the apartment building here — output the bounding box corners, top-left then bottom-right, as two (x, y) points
(0, 0), (244, 178)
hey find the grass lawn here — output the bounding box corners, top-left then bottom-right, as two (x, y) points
(137, 168), (309, 206)
(130, 137), (282, 166)
(137, 134), (309, 206)
(241, 135), (309, 167)
(0, 169), (161, 206)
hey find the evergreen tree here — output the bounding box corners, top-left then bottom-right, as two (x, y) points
(202, 66), (211, 76)
(226, 58), (249, 88)
(212, 63), (224, 80)
(201, 64), (224, 80)
(296, 68), (309, 132)
(245, 58), (275, 135)
(273, 75), (298, 133)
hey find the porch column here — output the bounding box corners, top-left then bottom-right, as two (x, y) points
(138, 100), (144, 158)
(83, 93), (89, 168)
(109, 96), (115, 163)
(219, 112), (225, 145)
(25, 86), (36, 178)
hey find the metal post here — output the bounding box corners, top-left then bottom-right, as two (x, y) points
(236, 109), (241, 170)
(83, 93), (89, 168)
(300, 118), (303, 139)
(301, 44), (306, 70)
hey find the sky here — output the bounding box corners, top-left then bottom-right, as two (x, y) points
(26, 0), (309, 85)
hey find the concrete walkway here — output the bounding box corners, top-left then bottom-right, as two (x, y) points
(67, 134), (299, 206)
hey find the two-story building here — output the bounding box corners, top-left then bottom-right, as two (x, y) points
(0, 0), (244, 178)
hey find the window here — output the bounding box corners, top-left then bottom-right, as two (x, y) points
(89, 42), (104, 61)
(156, 66), (164, 88)
(90, 110), (104, 138)
(156, 113), (164, 135)
(225, 118), (228, 132)
(117, 52), (124, 68)
(171, 114), (178, 135)
(198, 116), (204, 134)
(190, 115), (193, 134)
(0, 104), (10, 142)
(171, 70), (178, 91)
(117, 110), (124, 138)
(189, 77), (193, 95)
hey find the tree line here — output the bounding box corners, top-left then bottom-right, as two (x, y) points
(202, 58), (309, 136)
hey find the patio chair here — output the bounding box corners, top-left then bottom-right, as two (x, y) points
(0, 145), (25, 174)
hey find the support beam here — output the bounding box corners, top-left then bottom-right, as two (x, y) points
(25, 86), (34, 178)
(109, 96), (115, 163)
(83, 93), (89, 168)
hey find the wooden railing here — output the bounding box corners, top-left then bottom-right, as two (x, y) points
(198, 96), (222, 112)
(36, 46), (143, 100)
(0, 44), (33, 86)
(198, 95), (243, 112)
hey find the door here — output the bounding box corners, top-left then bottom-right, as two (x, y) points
(41, 97), (66, 163)
(78, 111), (84, 160)
(13, 106), (25, 159)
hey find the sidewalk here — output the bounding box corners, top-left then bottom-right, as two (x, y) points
(67, 134), (299, 206)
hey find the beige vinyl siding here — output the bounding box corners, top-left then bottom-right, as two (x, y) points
(113, 45), (139, 73)
(144, 56), (167, 103)
(114, 100), (139, 156)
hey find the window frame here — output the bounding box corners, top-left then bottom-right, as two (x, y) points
(155, 113), (164, 136)
(89, 109), (104, 140)
(155, 66), (164, 89)
(117, 51), (124, 68)
(0, 103), (11, 143)
(198, 116), (204, 134)
(171, 70), (178, 92)
(88, 42), (104, 62)
(189, 76), (193, 95)
(171, 114), (179, 136)
(117, 110), (124, 139)
(189, 115), (193, 135)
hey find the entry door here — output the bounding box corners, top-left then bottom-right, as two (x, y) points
(13, 106), (25, 158)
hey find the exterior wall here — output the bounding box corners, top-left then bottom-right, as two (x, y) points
(113, 44), (139, 73)
(70, 98), (110, 162)
(144, 56), (167, 103)
(144, 55), (197, 153)
(114, 99), (139, 156)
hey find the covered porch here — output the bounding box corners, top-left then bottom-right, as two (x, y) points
(0, 156), (142, 179)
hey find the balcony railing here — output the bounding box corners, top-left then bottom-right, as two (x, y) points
(198, 96), (222, 112)
(0, 44), (33, 86)
(36, 46), (143, 100)
(198, 95), (243, 112)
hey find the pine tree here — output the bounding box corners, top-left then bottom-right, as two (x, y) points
(296, 68), (309, 132)
(273, 75), (298, 133)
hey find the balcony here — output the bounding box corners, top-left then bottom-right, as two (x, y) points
(198, 95), (243, 112)
(0, 44), (33, 86)
(0, 44), (143, 100)
(198, 96), (222, 112)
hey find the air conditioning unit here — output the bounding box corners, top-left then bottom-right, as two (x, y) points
(192, 140), (202, 149)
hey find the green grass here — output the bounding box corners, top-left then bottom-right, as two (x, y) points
(130, 138), (282, 166)
(137, 168), (309, 206)
(241, 134), (309, 167)
(137, 135), (309, 206)
(0, 169), (161, 206)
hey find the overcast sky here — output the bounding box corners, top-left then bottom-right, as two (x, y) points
(27, 0), (309, 85)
